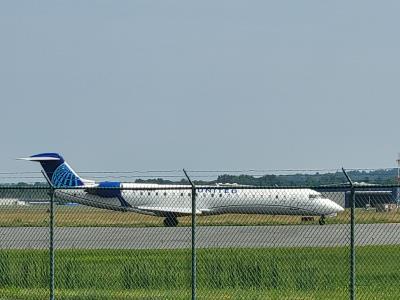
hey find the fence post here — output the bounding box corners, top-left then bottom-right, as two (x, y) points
(49, 188), (55, 300)
(342, 168), (355, 300)
(183, 169), (196, 300)
(42, 171), (56, 300)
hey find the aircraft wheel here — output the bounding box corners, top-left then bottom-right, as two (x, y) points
(319, 215), (326, 225)
(164, 217), (178, 227)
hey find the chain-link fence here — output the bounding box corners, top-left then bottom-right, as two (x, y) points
(0, 176), (399, 299)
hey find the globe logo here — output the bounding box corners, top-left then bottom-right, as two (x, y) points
(51, 163), (82, 187)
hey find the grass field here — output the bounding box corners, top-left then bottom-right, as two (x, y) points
(0, 206), (399, 227)
(0, 246), (399, 299)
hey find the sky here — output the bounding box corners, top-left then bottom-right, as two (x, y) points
(1, 1), (400, 175)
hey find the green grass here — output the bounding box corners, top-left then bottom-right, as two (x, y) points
(0, 246), (399, 299)
(1, 206), (400, 227)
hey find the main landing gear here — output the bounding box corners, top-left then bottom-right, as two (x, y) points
(163, 216), (179, 227)
(319, 215), (326, 225)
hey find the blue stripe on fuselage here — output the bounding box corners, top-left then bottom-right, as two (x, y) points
(96, 181), (121, 197)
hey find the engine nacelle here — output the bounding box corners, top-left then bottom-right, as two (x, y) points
(86, 181), (121, 198)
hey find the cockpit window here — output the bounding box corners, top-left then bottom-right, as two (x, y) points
(309, 194), (320, 199)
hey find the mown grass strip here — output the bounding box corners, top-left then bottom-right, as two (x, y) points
(1, 206), (400, 227)
(0, 246), (399, 299)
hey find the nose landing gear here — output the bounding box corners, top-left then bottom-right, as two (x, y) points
(319, 215), (326, 225)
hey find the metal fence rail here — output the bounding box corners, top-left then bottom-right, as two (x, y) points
(0, 180), (399, 299)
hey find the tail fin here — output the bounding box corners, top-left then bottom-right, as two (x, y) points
(18, 153), (86, 187)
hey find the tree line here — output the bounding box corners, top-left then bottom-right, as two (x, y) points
(1, 168), (397, 188)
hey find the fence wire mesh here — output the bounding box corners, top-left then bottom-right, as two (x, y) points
(0, 175), (399, 299)
(54, 186), (193, 299)
(353, 188), (400, 299)
(194, 187), (350, 299)
(0, 187), (51, 299)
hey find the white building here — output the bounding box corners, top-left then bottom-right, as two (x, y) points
(0, 198), (26, 206)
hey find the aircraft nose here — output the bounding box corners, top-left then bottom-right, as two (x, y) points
(331, 201), (344, 213)
(319, 198), (344, 214)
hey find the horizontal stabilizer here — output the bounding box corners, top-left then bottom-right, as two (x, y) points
(17, 157), (60, 161)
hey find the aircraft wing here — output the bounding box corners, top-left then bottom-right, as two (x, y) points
(136, 206), (202, 216)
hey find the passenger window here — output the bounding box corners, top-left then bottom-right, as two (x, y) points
(148, 192), (151, 196)
(181, 193), (184, 197)
(164, 192), (167, 196)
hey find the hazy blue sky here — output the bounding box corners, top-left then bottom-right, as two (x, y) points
(1, 1), (400, 174)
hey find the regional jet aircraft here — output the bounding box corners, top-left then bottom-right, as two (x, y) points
(19, 153), (344, 226)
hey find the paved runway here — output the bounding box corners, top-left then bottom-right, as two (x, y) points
(0, 224), (399, 249)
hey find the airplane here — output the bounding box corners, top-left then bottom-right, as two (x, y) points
(19, 153), (344, 227)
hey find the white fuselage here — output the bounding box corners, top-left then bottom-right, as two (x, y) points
(55, 183), (344, 217)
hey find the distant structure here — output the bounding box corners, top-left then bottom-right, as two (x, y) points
(397, 153), (400, 184)
(397, 153), (400, 204)
(0, 199), (26, 206)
